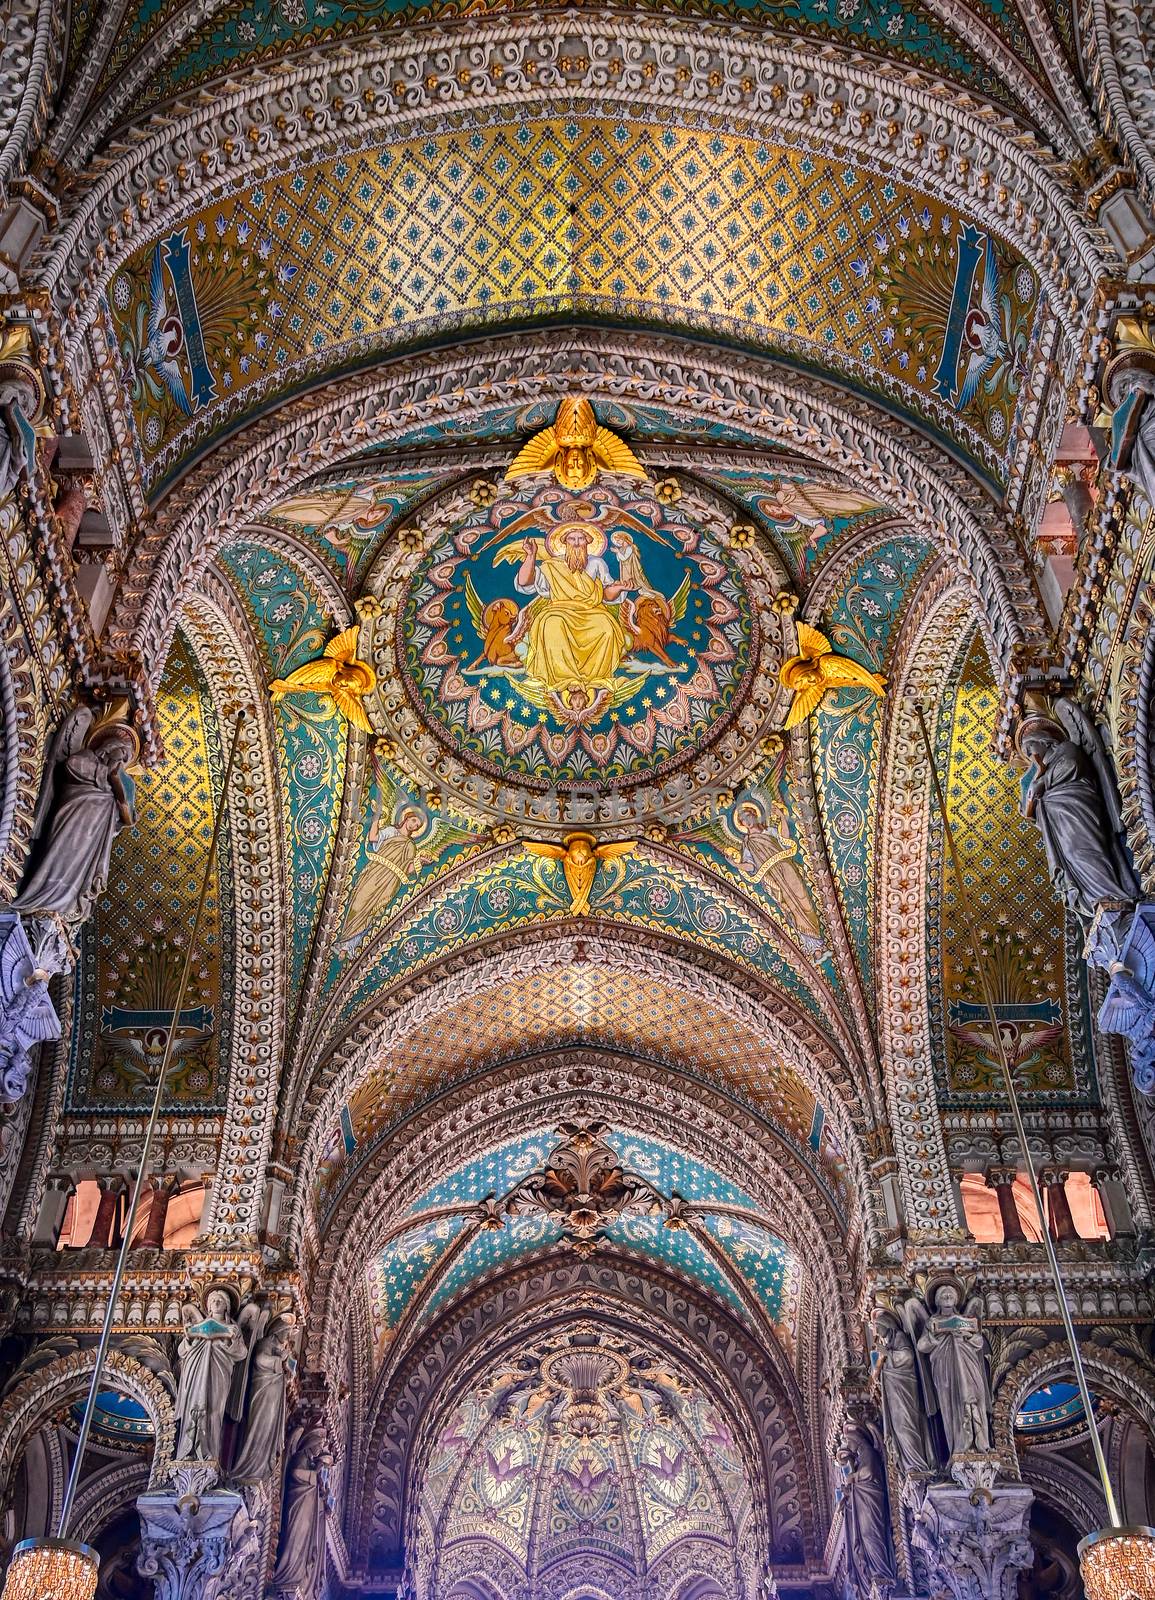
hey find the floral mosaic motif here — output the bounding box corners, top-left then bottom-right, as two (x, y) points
(262, 470), (453, 587)
(71, 631), (230, 1110)
(400, 477), (754, 788)
(103, 122), (1040, 490)
(366, 1213), (470, 1359)
(875, 222), (1037, 457)
(928, 629), (1086, 1099)
(216, 540), (347, 994)
(328, 846), (834, 1031)
(97, 0), (1030, 128)
(810, 536), (935, 994)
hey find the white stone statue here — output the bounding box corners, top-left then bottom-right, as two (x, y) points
(231, 1317), (295, 1483)
(911, 1283), (992, 1457)
(174, 1290), (250, 1464)
(271, 1424), (332, 1595)
(873, 1308), (935, 1475)
(838, 1421), (896, 1598)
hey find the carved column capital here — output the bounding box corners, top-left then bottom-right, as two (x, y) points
(908, 1469), (1033, 1600)
(137, 1487), (260, 1600)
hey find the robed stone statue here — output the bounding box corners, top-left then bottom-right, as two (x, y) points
(911, 1282), (992, 1456)
(173, 1290), (250, 1464)
(1015, 701), (1139, 931)
(271, 1424), (332, 1594)
(873, 1309), (935, 1475)
(838, 1421), (897, 1597)
(11, 704), (138, 928)
(231, 1317), (295, 1483)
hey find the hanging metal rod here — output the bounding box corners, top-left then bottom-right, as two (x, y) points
(57, 710), (246, 1540)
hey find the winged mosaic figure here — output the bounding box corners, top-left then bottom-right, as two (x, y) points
(779, 622), (885, 728)
(506, 396), (646, 491)
(523, 831), (635, 915)
(269, 625), (376, 732)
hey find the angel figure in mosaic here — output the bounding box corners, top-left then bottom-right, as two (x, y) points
(675, 793), (826, 958)
(338, 754), (474, 955)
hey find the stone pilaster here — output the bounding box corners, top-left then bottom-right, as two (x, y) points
(137, 1478), (262, 1600)
(908, 1458), (1032, 1600)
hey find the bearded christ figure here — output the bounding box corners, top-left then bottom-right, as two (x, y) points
(511, 522), (630, 698)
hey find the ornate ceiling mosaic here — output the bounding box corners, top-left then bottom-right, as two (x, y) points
(414, 1320), (757, 1599)
(929, 629), (1090, 1101)
(363, 1129), (798, 1364)
(77, 0), (1033, 134)
(71, 630), (231, 1111)
(313, 964), (829, 1215)
(399, 478), (754, 788)
(104, 120), (1041, 492)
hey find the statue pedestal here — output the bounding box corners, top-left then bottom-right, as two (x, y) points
(1097, 903), (1155, 1094)
(137, 1488), (261, 1600)
(908, 1461), (1032, 1600)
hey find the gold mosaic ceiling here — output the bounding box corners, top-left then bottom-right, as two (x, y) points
(107, 115), (1039, 493)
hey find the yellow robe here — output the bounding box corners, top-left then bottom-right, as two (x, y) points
(524, 557), (627, 692)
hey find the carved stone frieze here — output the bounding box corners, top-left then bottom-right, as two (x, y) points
(908, 1470), (1033, 1600)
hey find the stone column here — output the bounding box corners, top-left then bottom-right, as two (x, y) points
(137, 1478), (261, 1600)
(984, 1168), (1026, 1242)
(89, 1174), (127, 1248)
(1039, 1169), (1077, 1241)
(137, 1174), (179, 1249)
(32, 1173), (73, 1245)
(908, 1459), (1033, 1600)
(1091, 1165), (1132, 1238)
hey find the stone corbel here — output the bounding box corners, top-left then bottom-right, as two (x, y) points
(908, 1456), (1033, 1600)
(137, 1477), (262, 1600)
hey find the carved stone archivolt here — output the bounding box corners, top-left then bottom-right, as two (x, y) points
(355, 1253), (814, 1576)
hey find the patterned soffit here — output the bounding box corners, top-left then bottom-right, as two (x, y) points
(364, 1129), (801, 1360)
(105, 118), (1041, 493)
(70, 0), (1046, 130)
(312, 964), (846, 1218)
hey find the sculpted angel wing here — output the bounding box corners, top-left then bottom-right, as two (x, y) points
(505, 426), (558, 481)
(269, 659), (336, 698)
(795, 622), (833, 659)
(331, 687), (373, 734)
(323, 625), (362, 664)
(523, 840), (568, 863)
(594, 841), (636, 863)
(783, 685), (826, 730)
(668, 571), (692, 625)
(464, 572), (485, 633)
(817, 654), (886, 694)
(592, 426), (646, 479)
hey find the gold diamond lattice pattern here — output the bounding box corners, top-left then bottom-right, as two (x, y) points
(107, 116), (1029, 487)
(73, 631), (226, 1108)
(939, 634), (1074, 1096)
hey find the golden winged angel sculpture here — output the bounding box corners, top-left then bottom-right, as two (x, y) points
(505, 397), (646, 491)
(779, 623), (885, 728)
(523, 832), (636, 915)
(269, 625), (377, 732)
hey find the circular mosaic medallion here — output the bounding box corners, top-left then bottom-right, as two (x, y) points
(397, 480), (757, 791)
